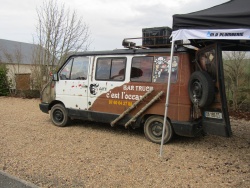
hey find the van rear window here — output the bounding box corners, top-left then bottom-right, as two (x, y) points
(131, 56), (179, 83)
(131, 57), (153, 82)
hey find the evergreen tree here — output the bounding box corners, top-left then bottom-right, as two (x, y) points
(0, 64), (10, 96)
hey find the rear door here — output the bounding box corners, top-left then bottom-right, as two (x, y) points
(197, 43), (232, 137)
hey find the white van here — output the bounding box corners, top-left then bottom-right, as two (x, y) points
(39, 29), (232, 144)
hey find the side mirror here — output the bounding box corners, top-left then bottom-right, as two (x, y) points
(52, 73), (59, 81)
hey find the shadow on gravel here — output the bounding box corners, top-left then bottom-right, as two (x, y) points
(69, 119), (209, 145)
(50, 118), (249, 154)
(70, 119), (145, 138)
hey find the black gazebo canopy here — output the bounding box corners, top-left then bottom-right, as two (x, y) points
(172, 0), (250, 50)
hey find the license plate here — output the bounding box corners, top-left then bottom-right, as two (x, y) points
(205, 111), (223, 119)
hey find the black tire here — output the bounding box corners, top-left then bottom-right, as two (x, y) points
(188, 71), (215, 107)
(50, 104), (69, 127)
(144, 116), (173, 144)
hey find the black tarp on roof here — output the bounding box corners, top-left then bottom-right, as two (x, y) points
(172, 0), (250, 50)
(173, 0), (250, 30)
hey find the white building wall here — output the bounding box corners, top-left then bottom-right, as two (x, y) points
(6, 64), (37, 89)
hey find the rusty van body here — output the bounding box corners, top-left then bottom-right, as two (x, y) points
(39, 40), (232, 144)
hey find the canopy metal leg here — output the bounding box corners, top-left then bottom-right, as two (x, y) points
(160, 40), (175, 156)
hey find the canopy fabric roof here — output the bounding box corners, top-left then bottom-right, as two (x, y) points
(171, 0), (250, 50)
(173, 0), (250, 30)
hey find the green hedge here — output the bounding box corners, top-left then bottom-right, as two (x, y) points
(0, 65), (10, 96)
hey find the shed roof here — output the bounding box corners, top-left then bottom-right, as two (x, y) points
(0, 39), (38, 65)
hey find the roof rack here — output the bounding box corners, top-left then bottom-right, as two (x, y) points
(122, 37), (148, 49)
(122, 36), (173, 49)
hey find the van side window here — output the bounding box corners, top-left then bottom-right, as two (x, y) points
(131, 56), (153, 82)
(96, 58), (126, 81)
(59, 59), (73, 80)
(153, 56), (179, 83)
(71, 57), (89, 80)
(59, 57), (89, 80)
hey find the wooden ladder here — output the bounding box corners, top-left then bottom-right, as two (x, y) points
(125, 91), (164, 128)
(110, 90), (164, 128)
(110, 89), (154, 127)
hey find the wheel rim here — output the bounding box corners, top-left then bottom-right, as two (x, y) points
(150, 121), (163, 137)
(53, 109), (64, 123)
(191, 80), (202, 99)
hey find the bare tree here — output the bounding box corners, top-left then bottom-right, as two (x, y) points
(33, 0), (91, 87)
(224, 51), (247, 111)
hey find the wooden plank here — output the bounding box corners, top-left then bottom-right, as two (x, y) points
(125, 91), (164, 128)
(110, 89), (154, 127)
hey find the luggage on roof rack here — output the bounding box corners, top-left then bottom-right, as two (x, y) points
(122, 27), (172, 49)
(142, 27), (172, 48)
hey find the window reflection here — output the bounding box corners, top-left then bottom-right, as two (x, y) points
(59, 57), (89, 80)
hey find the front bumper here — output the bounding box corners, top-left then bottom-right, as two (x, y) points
(39, 103), (49, 114)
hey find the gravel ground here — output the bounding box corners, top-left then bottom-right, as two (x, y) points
(0, 97), (249, 188)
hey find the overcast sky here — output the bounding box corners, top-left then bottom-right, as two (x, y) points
(0, 0), (229, 51)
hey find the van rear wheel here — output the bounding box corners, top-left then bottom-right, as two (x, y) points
(50, 104), (69, 127)
(144, 116), (173, 144)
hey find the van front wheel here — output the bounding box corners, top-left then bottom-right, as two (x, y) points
(50, 104), (69, 127)
(144, 116), (173, 144)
